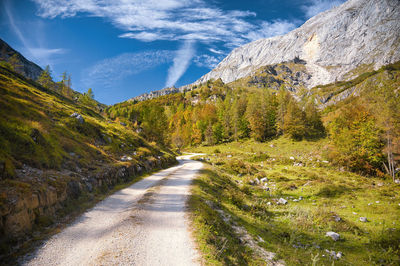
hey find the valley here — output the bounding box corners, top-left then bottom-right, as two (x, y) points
(1, 0), (400, 265)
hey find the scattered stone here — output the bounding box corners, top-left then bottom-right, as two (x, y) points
(333, 215), (341, 222)
(322, 160), (329, 164)
(377, 182), (384, 187)
(326, 250), (343, 260)
(267, 202), (271, 205)
(120, 122), (127, 126)
(70, 112), (84, 123)
(368, 203), (373, 206)
(269, 144), (275, 148)
(395, 179), (400, 184)
(289, 156), (295, 160)
(325, 231), (340, 241)
(227, 155), (232, 158)
(376, 201), (380, 204)
(278, 198), (288, 205)
(120, 155), (132, 161)
(257, 235), (265, 243)
(352, 212), (357, 215)
(299, 196), (303, 200)
(359, 217), (368, 222)
(260, 177), (268, 183)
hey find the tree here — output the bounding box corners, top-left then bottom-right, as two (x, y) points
(60, 71), (73, 98)
(276, 86), (291, 135)
(246, 92), (276, 141)
(283, 99), (306, 140)
(79, 88), (96, 108)
(304, 99), (325, 139)
(37, 65), (53, 89)
(327, 100), (384, 175)
(9, 54), (22, 73)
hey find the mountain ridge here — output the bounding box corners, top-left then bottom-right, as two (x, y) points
(196, 0), (400, 88)
(0, 38), (43, 81)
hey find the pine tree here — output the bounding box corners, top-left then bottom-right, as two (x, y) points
(9, 54), (22, 73)
(37, 65), (53, 89)
(304, 99), (325, 139)
(283, 99), (306, 140)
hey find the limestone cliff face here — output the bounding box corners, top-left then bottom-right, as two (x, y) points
(0, 38), (43, 81)
(196, 0), (400, 88)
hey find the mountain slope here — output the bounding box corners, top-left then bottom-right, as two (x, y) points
(0, 38), (43, 80)
(0, 65), (175, 260)
(196, 0), (400, 88)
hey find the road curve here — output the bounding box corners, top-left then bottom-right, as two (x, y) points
(23, 154), (203, 266)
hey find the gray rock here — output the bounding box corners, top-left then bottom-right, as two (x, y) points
(278, 198), (288, 205)
(70, 112), (84, 123)
(120, 155), (132, 162)
(195, 0), (400, 90)
(360, 217), (368, 222)
(325, 231), (340, 241)
(394, 179), (400, 184)
(333, 215), (342, 222)
(260, 177), (268, 183)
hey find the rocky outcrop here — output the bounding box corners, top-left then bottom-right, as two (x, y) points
(0, 38), (43, 81)
(196, 0), (400, 88)
(129, 86), (192, 102)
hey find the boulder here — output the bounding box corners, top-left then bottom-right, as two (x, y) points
(326, 231), (340, 241)
(359, 217), (368, 222)
(278, 198), (288, 205)
(70, 112), (84, 123)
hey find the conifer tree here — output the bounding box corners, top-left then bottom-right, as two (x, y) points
(37, 65), (53, 89)
(283, 99), (306, 140)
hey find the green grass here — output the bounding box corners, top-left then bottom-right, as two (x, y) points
(187, 138), (400, 265)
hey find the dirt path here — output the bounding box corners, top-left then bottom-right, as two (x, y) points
(22, 154), (203, 266)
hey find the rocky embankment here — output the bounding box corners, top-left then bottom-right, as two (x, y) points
(0, 156), (176, 259)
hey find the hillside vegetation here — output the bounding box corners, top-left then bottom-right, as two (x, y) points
(0, 66), (175, 260)
(188, 138), (400, 265)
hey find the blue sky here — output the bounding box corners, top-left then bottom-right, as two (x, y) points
(0, 0), (345, 104)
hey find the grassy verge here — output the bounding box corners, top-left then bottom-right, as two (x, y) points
(187, 137), (400, 265)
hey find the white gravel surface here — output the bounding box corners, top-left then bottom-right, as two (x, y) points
(22, 154), (203, 266)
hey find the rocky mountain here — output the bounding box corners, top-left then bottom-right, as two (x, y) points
(0, 38), (43, 80)
(196, 0), (400, 88)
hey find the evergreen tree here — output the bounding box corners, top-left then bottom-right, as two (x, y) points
(304, 99), (325, 139)
(283, 99), (306, 140)
(37, 65), (53, 89)
(9, 54), (22, 73)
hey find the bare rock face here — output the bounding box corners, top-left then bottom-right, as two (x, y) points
(196, 0), (400, 88)
(0, 38), (43, 81)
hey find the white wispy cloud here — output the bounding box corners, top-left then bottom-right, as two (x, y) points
(302, 0), (346, 18)
(31, 0), (296, 48)
(82, 50), (174, 88)
(3, 0), (66, 67)
(165, 40), (195, 87)
(193, 54), (222, 69)
(245, 20), (299, 41)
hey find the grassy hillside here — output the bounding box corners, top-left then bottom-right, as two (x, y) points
(188, 138), (400, 265)
(0, 66), (175, 260)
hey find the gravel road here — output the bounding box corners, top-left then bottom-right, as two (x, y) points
(23, 154), (203, 266)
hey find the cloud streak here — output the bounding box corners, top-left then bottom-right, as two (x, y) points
(166, 40), (195, 87)
(82, 50), (174, 88)
(302, 0), (345, 18)
(3, 0), (66, 66)
(31, 0), (296, 48)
